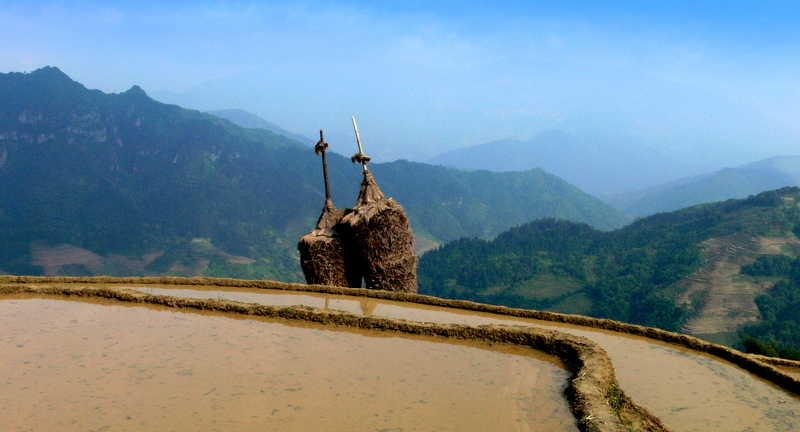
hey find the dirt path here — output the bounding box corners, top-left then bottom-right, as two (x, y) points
(678, 235), (800, 338)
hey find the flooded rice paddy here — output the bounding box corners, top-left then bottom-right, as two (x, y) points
(124, 285), (800, 432)
(0, 294), (576, 432)
(776, 365), (800, 380)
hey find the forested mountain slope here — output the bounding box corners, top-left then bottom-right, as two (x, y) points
(0, 67), (626, 280)
(419, 188), (800, 343)
(738, 251), (800, 358)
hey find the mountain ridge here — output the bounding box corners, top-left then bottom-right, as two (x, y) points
(427, 128), (697, 195)
(206, 108), (316, 146)
(608, 155), (800, 217)
(0, 67), (626, 280)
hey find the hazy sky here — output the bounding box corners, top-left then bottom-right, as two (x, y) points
(3, 1), (800, 172)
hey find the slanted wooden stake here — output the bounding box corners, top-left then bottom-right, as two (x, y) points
(350, 116), (371, 170)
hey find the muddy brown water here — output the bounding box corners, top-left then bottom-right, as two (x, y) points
(778, 366), (800, 380)
(122, 285), (800, 432)
(0, 295), (576, 432)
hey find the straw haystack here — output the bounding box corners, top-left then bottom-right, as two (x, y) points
(298, 130), (361, 287)
(341, 169), (418, 293)
(297, 199), (350, 286)
(299, 122), (417, 292)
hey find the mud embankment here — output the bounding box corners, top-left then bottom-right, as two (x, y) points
(0, 276), (667, 432)
(5, 275), (797, 397)
(6, 275), (800, 427)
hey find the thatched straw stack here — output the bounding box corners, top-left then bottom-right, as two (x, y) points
(298, 130), (362, 288)
(298, 199), (358, 287)
(342, 170), (418, 293)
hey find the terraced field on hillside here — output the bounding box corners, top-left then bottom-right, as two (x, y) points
(678, 235), (800, 346)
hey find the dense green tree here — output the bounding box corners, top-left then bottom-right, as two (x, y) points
(739, 257), (800, 355)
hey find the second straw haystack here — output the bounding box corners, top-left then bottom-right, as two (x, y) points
(342, 167), (418, 293)
(343, 117), (417, 293)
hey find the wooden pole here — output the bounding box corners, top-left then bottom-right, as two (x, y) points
(351, 116), (369, 171)
(315, 129), (331, 201)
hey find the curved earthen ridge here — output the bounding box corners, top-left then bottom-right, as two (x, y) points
(3, 276), (800, 424)
(0, 277), (667, 432)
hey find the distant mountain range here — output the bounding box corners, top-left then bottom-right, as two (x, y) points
(607, 156), (800, 217)
(427, 128), (800, 218)
(0, 67), (626, 280)
(427, 129), (696, 195)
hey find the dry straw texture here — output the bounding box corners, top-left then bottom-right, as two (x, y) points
(341, 170), (418, 293)
(298, 170), (418, 293)
(298, 199), (359, 287)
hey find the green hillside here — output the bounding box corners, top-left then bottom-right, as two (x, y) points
(419, 188), (800, 337)
(0, 67), (626, 280)
(370, 160), (626, 242)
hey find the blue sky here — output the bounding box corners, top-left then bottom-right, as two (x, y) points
(3, 1), (800, 177)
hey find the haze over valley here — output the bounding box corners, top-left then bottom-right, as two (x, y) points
(211, 108), (800, 218)
(5, 1), (800, 185)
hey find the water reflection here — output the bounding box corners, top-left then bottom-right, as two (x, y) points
(0, 296), (576, 432)
(127, 286), (381, 317)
